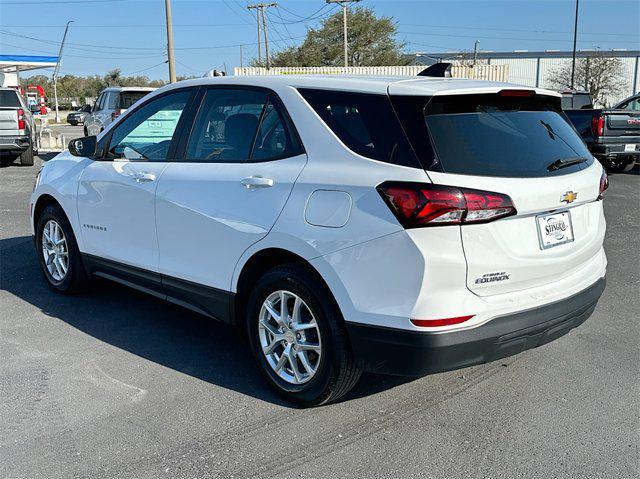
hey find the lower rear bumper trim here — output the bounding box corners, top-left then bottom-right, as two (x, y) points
(346, 277), (606, 376)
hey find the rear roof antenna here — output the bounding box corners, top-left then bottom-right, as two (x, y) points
(417, 62), (452, 78)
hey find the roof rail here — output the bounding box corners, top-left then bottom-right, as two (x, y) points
(417, 62), (452, 78)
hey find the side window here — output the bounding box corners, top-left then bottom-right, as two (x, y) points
(106, 92), (119, 110)
(298, 88), (420, 168)
(186, 89), (267, 162)
(107, 90), (190, 161)
(93, 93), (104, 112)
(251, 100), (302, 161)
(620, 98), (640, 110)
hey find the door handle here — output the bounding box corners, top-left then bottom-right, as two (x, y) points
(131, 172), (156, 183)
(241, 176), (274, 189)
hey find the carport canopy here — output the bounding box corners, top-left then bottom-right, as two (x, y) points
(0, 54), (58, 87)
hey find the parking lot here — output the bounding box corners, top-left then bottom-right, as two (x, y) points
(0, 157), (638, 478)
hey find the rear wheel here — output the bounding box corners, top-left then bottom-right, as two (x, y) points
(19, 143), (34, 166)
(246, 264), (361, 406)
(36, 204), (89, 294)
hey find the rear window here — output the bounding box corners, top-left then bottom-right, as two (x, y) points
(0, 90), (21, 107)
(392, 93), (594, 178)
(298, 88), (421, 168)
(119, 91), (151, 109)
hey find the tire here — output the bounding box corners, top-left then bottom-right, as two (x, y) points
(606, 157), (634, 173)
(246, 264), (361, 406)
(36, 203), (89, 294)
(19, 143), (34, 166)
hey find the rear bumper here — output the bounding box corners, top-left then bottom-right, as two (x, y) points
(590, 141), (640, 159)
(346, 277), (605, 376)
(0, 135), (30, 152)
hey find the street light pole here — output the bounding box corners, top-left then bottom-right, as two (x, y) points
(164, 0), (177, 83)
(570, 0), (579, 89)
(53, 20), (73, 124)
(326, 0), (360, 67)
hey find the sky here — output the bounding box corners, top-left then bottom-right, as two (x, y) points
(0, 0), (638, 81)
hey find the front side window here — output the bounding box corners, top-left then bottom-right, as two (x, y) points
(107, 90), (190, 161)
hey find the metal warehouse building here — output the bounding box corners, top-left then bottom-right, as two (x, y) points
(413, 50), (640, 106)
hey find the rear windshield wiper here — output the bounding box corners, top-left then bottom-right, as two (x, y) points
(546, 156), (588, 171)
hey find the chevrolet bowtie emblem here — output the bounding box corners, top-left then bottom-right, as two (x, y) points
(561, 191), (578, 204)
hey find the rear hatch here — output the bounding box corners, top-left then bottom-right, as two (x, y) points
(390, 88), (605, 297)
(0, 90), (21, 135)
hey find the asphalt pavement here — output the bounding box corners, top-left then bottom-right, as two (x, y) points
(0, 157), (638, 479)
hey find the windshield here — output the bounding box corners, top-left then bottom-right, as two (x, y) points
(0, 90), (22, 107)
(392, 93), (593, 178)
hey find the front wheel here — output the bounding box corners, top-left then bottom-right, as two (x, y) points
(246, 265), (361, 406)
(36, 204), (89, 294)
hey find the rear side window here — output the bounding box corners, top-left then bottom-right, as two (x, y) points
(392, 93), (593, 178)
(0, 90), (21, 107)
(298, 88), (420, 168)
(185, 88), (302, 163)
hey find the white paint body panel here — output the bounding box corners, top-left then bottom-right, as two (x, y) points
(77, 160), (168, 271)
(155, 154), (307, 290)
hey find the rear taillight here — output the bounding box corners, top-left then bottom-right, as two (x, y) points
(111, 109), (122, 121)
(598, 171), (608, 199)
(378, 182), (517, 228)
(498, 89), (535, 97)
(17, 108), (25, 130)
(591, 115), (604, 136)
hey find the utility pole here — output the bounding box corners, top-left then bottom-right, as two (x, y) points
(53, 20), (73, 124)
(240, 44), (244, 68)
(326, 0), (360, 67)
(473, 39), (480, 66)
(164, 0), (177, 83)
(248, 3), (277, 67)
(570, 0), (579, 89)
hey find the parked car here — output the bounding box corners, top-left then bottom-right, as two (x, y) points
(563, 92), (640, 172)
(84, 86), (155, 136)
(66, 104), (92, 126)
(613, 93), (640, 111)
(31, 76), (607, 406)
(0, 87), (35, 166)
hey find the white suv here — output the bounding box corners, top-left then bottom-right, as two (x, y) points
(31, 76), (607, 406)
(84, 86), (155, 137)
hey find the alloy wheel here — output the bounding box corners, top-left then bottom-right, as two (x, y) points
(41, 219), (69, 282)
(258, 290), (322, 385)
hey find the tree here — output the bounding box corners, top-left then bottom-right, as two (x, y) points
(547, 53), (626, 107)
(264, 7), (409, 67)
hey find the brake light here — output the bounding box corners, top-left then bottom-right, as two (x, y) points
(378, 182), (516, 228)
(411, 315), (475, 328)
(17, 108), (25, 130)
(498, 89), (535, 97)
(591, 115), (604, 136)
(111, 109), (122, 121)
(598, 170), (608, 199)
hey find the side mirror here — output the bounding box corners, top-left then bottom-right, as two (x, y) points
(69, 136), (97, 158)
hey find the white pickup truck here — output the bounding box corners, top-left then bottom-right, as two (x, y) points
(0, 88), (35, 166)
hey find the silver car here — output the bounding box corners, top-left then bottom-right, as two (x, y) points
(0, 88), (35, 166)
(84, 86), (155, 136)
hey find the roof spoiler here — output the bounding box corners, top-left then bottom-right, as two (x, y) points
(417, 62), (452, 78)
